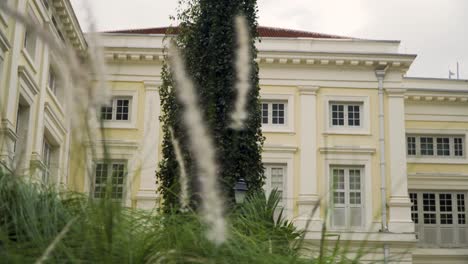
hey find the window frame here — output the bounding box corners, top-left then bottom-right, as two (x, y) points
(92, 160), (127, 201)
(264, 163), (287, 207)
(329, 102), (363, 128)
(261, 101), (287, 126)
(407, 135), (465, 159)
(330, 165), (365, 230)
(410, 191), (467, 248)
(101, 97), (132, 122)
(324, 95), (370, 135)
(260, 93), (294, 133)
(42, 137), (52, 183)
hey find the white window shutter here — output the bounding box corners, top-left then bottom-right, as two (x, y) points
(350, 207), (362, 227)
(332, 207), (346, 227)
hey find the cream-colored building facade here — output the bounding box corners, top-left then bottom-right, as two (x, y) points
(1, 1), (467, 263)
(0, 0), (85, 184)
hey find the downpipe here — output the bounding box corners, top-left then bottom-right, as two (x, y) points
(376, 67), (389, 264)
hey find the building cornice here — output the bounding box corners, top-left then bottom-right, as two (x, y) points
(405, 93), (468, 103)
(52, 0), (87, 54)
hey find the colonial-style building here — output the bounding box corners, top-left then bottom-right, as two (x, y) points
(1, 1), (467, 263)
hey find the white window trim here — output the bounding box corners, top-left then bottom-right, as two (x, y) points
(91, 160), (128, 201)
(264, 163), (287, 207)
(21, 8), (41, 73)
(406, 130), (468, 164)
(262, 146), (295, 219)
(0, 0), (11, 27)
(330, 165), (365, 229)
(84, 140), (139, 207)
(101, 90), (138, 129)
(324, 95), (370, 135)
(260, 93), (294, 133)
(409, 191), (467, 248)
(324, 152), (373, 232)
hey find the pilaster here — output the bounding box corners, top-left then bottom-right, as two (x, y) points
(135, 81), (161, 209)
(295, 85), (321, 229)
(386, 88), (414, 233)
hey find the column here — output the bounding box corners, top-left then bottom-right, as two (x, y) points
(386, 88), (414, 233)
(135, 81), (161, 209)
(296, 86), (321, 229)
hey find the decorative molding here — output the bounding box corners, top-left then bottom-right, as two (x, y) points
(298, 85), (319, 95)
(405, 94), (468, 102)
(44, 102), (67, 136)
(385, 88), (406, 97)
(263, 144), (298, 153)
(319, 146), (376, 155)
(0, 28), (11, 52)
(144, 81), (161, 91)
(86, 140), (139, 150)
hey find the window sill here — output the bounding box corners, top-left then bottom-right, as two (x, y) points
(101, 121), (137, 130)
(407, 157), (467, 164)
(21, 49), (37, 74)
(262, 125), (294, 134)
(323, 129), (371, 136)
(46, 86), (64, 117)
(0, 12), (7, 28)
(414, 248), (468, 256)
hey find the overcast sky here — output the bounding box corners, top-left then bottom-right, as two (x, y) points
(70, 0), (468, 79)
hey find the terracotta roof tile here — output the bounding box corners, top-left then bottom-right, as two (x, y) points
(107, 26), (351, 39)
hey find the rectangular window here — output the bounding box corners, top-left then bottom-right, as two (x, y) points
(437, 138), (450, 156)
(454, 138), (464, 157)
(407, 137), (416, 156)
(93, 161), (126, 200)
(24, 28), (37, 59)
(410, 191), (467, 247)
(330, 102), (362, 127)
(48, 67), (57, 94)
(42, 138), (52, 183)
(264, 164), (286, 206)
(420, 137), (434, 156)
(410, 193), (418, 224)
(100, 98), (131, 121)
(331, 166), (364, 228)
(261, 101), (287, 125)
(407, 135), (465, 158)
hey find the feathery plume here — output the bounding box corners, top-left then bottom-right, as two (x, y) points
(169, 128), (190, 210)
(230, 15), (252, 129)
(168, 43), (226, 245)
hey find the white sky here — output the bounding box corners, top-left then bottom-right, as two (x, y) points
(70, 0), (468, 78)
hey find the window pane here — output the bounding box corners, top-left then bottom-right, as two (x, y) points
(24, 29), (37, 58)
(334, 192), (345, 204)
(420, 137), (434, 155)
(423, 193), (436, 224)
(94, 163), (108, 198)
(436, 138), (450, 156)
(458, 194), (466, 225)
(332, 169), (345, 190)
(349, 169), (361, 190)
(101, 106), (113, 120)
(349, 192), (361, 205)
(272, 103), (285, 124)
(454, 138), (464, 157)
(410, 193), (418, 224)
(261, 103), (269, 124)
(347, 105), (360, 126)
(407, 137), (416, 155)
(331, 104), (344, 126)
(115, 99), (130, 120)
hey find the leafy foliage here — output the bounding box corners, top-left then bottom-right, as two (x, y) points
(156, 0), (265, 210)
(0, 171), (314, 263)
